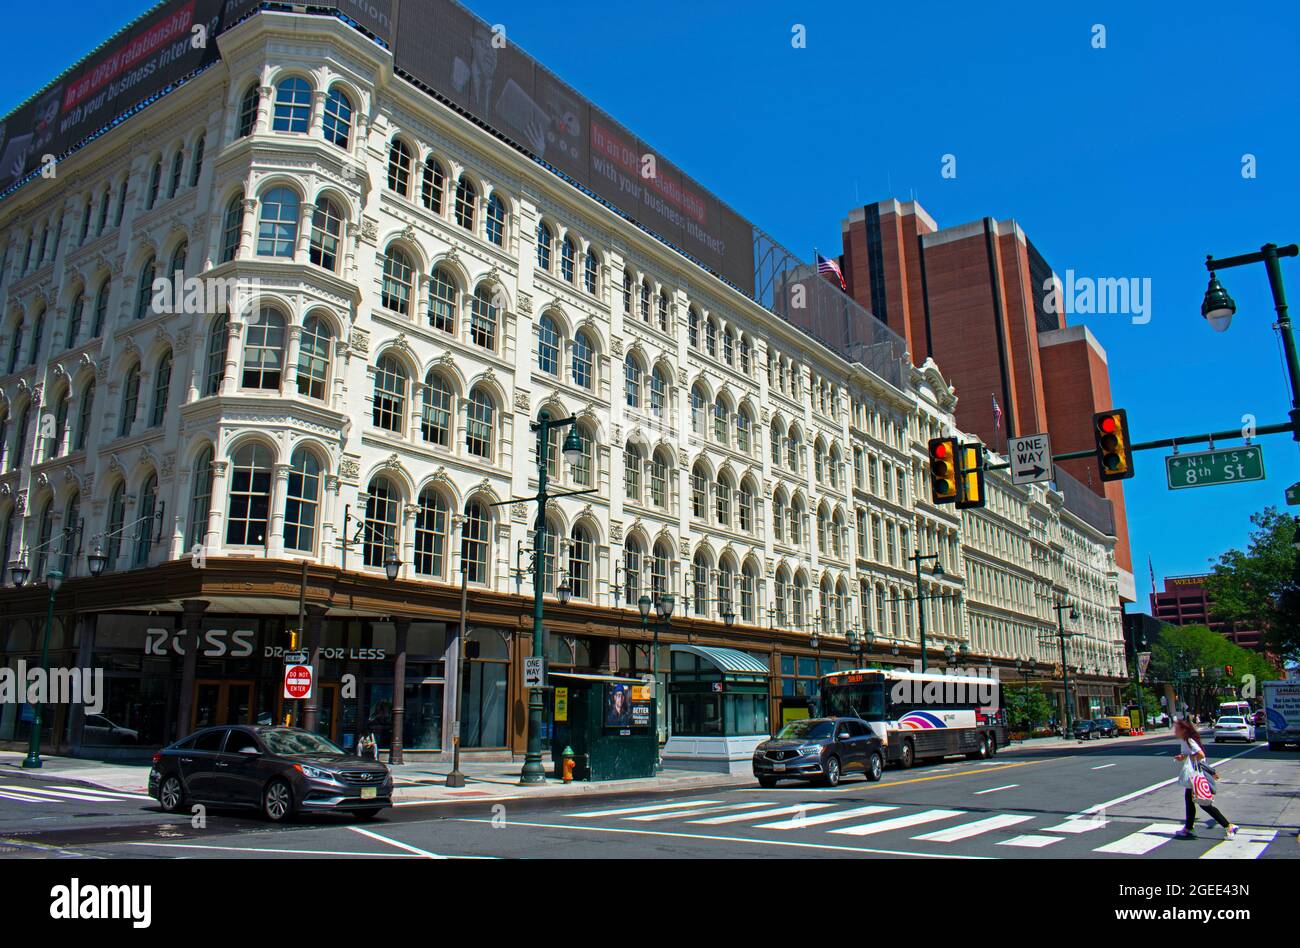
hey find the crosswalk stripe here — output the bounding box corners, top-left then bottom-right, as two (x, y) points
(756, 805), (898, 830)
(998, 834), (1061, 848)
(0, 786), (136, 803)
(49, 785), (152, 800)
(1043, 817), (1108, 834)
(1200, 830), (1276, 860)
(914, 814), (1034, 842)
(571, 800), (723, 818)
(626, 802), (774, 822)
(829, 809), (966, 837)
(0, 789), (52, 803)
(1094, 823), (1183, 855)
(688, 803), (834, 825)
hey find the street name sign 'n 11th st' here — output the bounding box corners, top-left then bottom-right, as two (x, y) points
(1166, 445), (1265, 490)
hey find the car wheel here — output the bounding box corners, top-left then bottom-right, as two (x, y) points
(899, 741), (915, 769)
(158, 774), (186, 814)
(262, 778), (295, 823)
(757, 776), (778, 789)
(821, 755), (841, 787)
(866, 751), (884, 782)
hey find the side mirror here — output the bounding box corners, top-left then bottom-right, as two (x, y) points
(837, 732), (851, 741)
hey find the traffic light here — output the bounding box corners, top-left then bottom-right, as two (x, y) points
(956, 442), (986, 510)
(928, 437), (959, 504)
(1093, 409), (1134, 481)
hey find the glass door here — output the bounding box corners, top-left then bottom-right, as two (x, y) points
(191, 681), (256, 731)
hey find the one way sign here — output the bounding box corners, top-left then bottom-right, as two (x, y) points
(1009, 433), (1054, 486)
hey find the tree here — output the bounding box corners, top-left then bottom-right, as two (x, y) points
(1147, 623), (1279, 716)
(1005, 684), (1052, 733)
(1203, 507), (1300, 661)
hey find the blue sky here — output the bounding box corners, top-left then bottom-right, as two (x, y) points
(4, 1), (1299, 603)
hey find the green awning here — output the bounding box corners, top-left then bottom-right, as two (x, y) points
(671, 644), (770, 676)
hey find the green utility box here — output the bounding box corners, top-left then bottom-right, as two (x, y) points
(550, 673), (656, 781)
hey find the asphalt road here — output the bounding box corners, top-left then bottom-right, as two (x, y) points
(1, 735), (1296, 860)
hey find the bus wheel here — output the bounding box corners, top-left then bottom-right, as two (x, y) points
(899, 741), (915, 769)
(966, 735), (989, 760)
(987, 734), (997, 756)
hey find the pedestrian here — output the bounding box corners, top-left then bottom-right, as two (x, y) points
(1172, 717), (1237, 839)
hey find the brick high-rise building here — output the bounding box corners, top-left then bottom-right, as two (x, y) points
(839, 199), (1135, 601)
(1151, 576), (1264, 651)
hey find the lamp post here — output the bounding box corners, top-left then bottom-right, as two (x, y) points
(22, 569), (63, 769)
(1049, 601), (1080, 739)
(905, 550), (943, 671)
(1201, 243), (1300, 439)
(640, 593), (674, 772)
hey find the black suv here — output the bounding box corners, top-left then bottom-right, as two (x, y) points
(753, 717), (884, 787)
(149, 726), (392, 822)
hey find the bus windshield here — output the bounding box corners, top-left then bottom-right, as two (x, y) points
(820, 680), (887, 721)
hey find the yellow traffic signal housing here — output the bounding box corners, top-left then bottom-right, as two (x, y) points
(956, 442), (986, 509)
(928, 437), (959, 504)
(1094, 409), (1134, 481)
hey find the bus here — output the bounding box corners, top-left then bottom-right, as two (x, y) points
(819, 668), (1009, 768)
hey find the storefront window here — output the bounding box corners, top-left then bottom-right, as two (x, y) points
(462, 629), (509, 748)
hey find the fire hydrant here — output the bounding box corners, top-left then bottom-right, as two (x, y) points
(561, 746), (576, 783)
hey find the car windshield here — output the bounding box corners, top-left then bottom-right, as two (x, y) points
(260, 730), (346, 756)
(776, 720), (834, 741)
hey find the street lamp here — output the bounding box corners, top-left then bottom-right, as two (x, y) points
(383, 547), (401, 583)
(943, 644), (956, 667)
(87, 542), (108, 577)
(906, 549), (945, 671)
(10, 556), (30, 588)
(1048, 600), (1080, 740)
(556, 578), (573, 606)
(22, 568), (63, 769)
(1201, 270), (1236, 332)
(648, 593), (674, 772)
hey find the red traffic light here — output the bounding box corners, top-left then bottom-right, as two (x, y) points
(1099, 416), (1117, 435)
(933, 441), (950, 459)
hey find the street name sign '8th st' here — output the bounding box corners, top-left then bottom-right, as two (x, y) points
(1165, 445), (1265, 490)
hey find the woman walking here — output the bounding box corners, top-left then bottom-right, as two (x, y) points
(1173, 717), (1237, 839)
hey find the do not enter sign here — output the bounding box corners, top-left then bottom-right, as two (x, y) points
(284, 664), (313, 700)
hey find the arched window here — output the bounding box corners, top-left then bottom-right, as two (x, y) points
(28, 308), (45, 363)
(572, 424), (594, 488)
(621, 270), (633, 314)
(374, 242), (416, 311)
(692, 551), (710, 616)
(421, 158), (444, 212)
(284, 448), (322, 553)
(6, 314), (23, 373)
(387, 139), (413, 196)
(650, 367), (666, 419)
(420, 372), (453, 447)
(787, 425), (801, 472)
(539, 516), (561, 595)
(716, 471), (733, 526)
(242, 306), (285, 389)
(60, 493), (80, 575)
(322, 86), (353, 148)
(713, 396), (729, 444)
(485, 194), (506, 246)
(454, 175), (476, 230)
(150, 350), (172, 427)
(99, 187), (112, 234)
(118, 365), (140, 437)
(146, 159), (161, 209)
(772, 491), (786, 543)
(788, 497), (804, 545)
(470, 284), (497, 350)
(656, 290), (669, 332)
(80, 199), (92, 243)
(372, 356), (408, 433)
(560, 236), (576, 283)
(536, 314), (560, 375)
(172, 237), (191, 274)
(623, 443), (643, 501)
(92, 279), (110, 337)
(570, 525), (593, 600)
(364, 477), (400, 568)
(297, 314), (333, 400)
(624, 355), (642, 409)
(49, 389), (69, 459)
(227, 443), (272, 546)
(688, 307), (699, 348)
(74, 381), (94, 451)
(33, 501), (53, 579)
(429, 267), (457, 333)
(67, 290), (84, 349)
(536, 222), (553, 271)
(310, 199), (343, 271)
(690, 384), (706, 435)
(203, 314), (228, 396)
(717, 557), (736, 618)
(623, 537), (643, 602)
(571, 330), (594, 389)
(792, 574), (808, 629)
(168, 149), (184, 199)
(273, 77), (312, 133)
(741, 560), (758, 623)
(134, 473), (158, 566)
(723, 327), (734, 364)
(0, 413), (7, 472)
(135, 256), (155, 318)
(238, 83), (260, 137)
(414, 489), (450, 578)
(461, 500), (490, 584)
(739, 336), (751, 374)
(639, 279), (651, 322)
(649, 449), (668, 508)
(738, 478), (755, 533)
(220, 194), (244, 263)
(583, 248), (598, 294)
(105, 482), (126, 568)
(257, 187), (299, 257)
(736, 405), (752, 454)
(704, 317), (717, 357)
(186, 446), (212, 551)
(465, 387), (494, 459)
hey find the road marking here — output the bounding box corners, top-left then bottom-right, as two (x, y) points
(572, 799), (723, 818)
(973, 784), (1019, 795)
(626, 802), (774, 822)
(348, 825), (446, 859)
(1091, 764), (1116, 770)
(49, 785), (152, 800)
(1093, 823), (1183, 855)
(393, 796), (520, 807)
(688, 803), (834, 825)
(1200, 830), (1276, 860)
(453, 817), (993, 859)
(0, 786), (128, 803)
(757, 805), (898, 830)
(1043, 816), (1108, 834)
(127, 842), (424, 857)
(829, 809), (966, 837)
(1072, 743), (1263, 818)
(998, 834), (1062, 848)
(0, 789), (51, 803)
(913, 814), (1034, 842)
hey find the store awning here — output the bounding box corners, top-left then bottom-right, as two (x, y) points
(551, 672), (645, 685)
(671, 645), (770, 677)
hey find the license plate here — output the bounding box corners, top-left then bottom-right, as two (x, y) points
(360, 787), (377, 800)
(772, 764), (786, 772)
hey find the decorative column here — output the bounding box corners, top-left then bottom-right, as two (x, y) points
(283, 324), (303, 396)
(321, 474), (341, 567)
(401, 503), (418, 577)
(256, 84), (274, 135)
(205, 460), (230, 552)
(268, 464), (290, 557)
(301, 604), (328, 733)
(295, 202), (315, 263)
(388, 618), (410, 765)
(310, 90), (328, 136)
(237, 197), (258, 261)
(220, 321), (243, 395)
(176, 599), (210, 741)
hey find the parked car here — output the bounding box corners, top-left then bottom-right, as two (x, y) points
(81, 714), (141, 746)
(752, 717), (884, 787)
(1072, 719), (1097, 740)
(149, 725), (392, 822)
(1213, 715), (1256, 743)
(1090, 718), (1118, 738)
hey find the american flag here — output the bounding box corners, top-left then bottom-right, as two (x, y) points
(817, 253), (847, 290)
(992, 395), (1003, 431)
